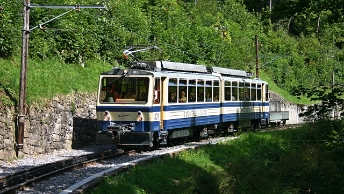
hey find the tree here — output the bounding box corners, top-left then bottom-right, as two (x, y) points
(292, 84), (344, 122)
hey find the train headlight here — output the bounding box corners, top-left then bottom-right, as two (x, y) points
(136, 111), (143, 122)
(123, 69), (128, 76)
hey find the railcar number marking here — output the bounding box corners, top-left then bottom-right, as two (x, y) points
(154, 113), (160, 120)
(118, 113), (129, 117)
(184, 109), (207, 118)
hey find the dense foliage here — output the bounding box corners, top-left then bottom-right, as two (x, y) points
(1, 0), (344, 95)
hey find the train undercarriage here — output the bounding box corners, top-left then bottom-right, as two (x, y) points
(96, 119), (267, 149)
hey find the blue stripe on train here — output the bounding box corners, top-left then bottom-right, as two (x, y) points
(163, 112), (268, 130)
(163, 115), (220, 130)
(220, 112), (269, 122)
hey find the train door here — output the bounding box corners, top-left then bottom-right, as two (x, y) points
(153, 77), (162, 129)
(261, 83), (269, 124)
(159, 77), (167, 130)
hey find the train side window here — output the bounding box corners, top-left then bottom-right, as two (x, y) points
(245, 82), (251, 101)
(188, 79), (196, 102)
(136, 78), (148, 102)
(197, 79), (204, 102)
(239, 82), (245, 100)
(179, 78), (187, 103)
(265, 84), (269, 101)
(100, 88), (108, 103)
(213, 80), (219, 101)
(224, 81), (231, 101)
(257, 84), (262, 100)
(168, 78), (177, 103)
(154, 78), (161, 104)
(251, 83), (256, 101)
(232, 81), (238, 101)
(205, 80), (212, 102)
(100, 78), (109, 102)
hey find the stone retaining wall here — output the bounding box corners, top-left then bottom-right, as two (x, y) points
(0, 91), (305, 161)
(0, 92), (97, 161)
(269, 91), (306, 124)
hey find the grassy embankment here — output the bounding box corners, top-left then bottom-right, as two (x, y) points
(0, 57), (112, 106)
(260, 72), (312, 105)
(88, 121), (344, 194)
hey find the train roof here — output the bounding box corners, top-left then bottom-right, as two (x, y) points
(100, 61), (266, 83)
(153, 70), (219, 79)
(145, 61), (252, 78)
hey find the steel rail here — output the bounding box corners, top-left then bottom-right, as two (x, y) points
(0, 149), (130, 194)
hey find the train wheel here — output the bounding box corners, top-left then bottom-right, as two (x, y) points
(251, 120), (261, 131)
(192, 128), (203, 141)
(227, 124), (236, 135)
(282, 120), (286, 125)
(255, 121), (261, 131)
(250, 123), (255, 131)
(152, 132), (159, 147)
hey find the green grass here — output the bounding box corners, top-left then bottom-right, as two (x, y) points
(0, 57), (113, 106)
(87, 122), (344, 194)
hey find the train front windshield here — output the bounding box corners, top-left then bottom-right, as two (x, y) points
(99, 76), (150, 104)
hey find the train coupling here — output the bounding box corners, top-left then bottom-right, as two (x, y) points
(261, 119), (267, 126)
(107, 123), (136, 135)
(200, 128), (208, 138)
(158, 131), (168, 145)
(228, 124), (237, 133)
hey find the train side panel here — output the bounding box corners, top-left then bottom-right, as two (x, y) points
(162, 103), (220, 130)
(221, 102), (267, 121)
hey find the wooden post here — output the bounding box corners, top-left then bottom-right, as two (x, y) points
(255, 35), (259, 78)
(17, 0), (30, 151)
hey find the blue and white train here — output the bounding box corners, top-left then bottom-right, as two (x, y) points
(96, 60), (270, 148)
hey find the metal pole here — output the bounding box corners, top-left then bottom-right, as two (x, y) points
(332, 70), (335, 88)
(255, 35), (259, 78)
(332, 70), (337, 119)
(17, 0), (30, 150)
(269, 0), (272, 12)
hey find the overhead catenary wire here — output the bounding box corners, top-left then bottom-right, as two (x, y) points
(29, 4), (104, 31)
(30, 9), (74, 31)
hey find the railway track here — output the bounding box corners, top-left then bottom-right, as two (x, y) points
(0, 123), (302, 194)
(0, 148), (131, 194)
(0, 137), (224, 194)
